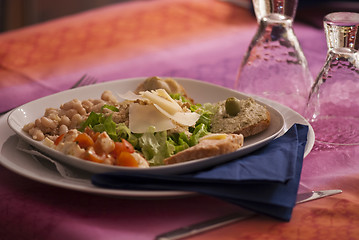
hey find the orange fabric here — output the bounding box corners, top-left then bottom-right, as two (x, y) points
(187, 194), (359, 240)
(0, 0), (254, 82)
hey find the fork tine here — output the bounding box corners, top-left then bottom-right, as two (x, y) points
(84, 76), (97, 86)
(71, 75), (87, 89)
(71, 75), (97, 89)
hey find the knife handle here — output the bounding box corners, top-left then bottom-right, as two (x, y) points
(155, 212), (255, 240)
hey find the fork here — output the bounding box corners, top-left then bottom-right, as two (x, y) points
(70, 74), (98, 89)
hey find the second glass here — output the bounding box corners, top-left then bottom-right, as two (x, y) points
(305, 12), (359, 146)
(235, 0), (313, 114)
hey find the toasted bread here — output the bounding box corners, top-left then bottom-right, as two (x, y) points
(210, 98), (270, 138)
(164, 134), (244, 165)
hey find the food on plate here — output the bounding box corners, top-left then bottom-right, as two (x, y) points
(22, 77), (270, 168)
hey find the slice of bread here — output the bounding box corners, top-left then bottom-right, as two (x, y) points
(164, 134), (244, 165)
(210, 98), (270, 138)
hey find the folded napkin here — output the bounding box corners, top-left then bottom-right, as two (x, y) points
(92, 124), (308, 221)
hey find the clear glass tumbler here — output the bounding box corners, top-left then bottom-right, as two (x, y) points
(305, 12), (359, 145)
(235, 0), (313, 114)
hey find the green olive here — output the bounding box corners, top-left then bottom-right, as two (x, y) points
(225, 97), (241, 116)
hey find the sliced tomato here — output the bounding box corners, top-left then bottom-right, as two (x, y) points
(113, 139), (135, 155)
(84, 127), (100, 142)
(74, 133), (94, 149)
(121, 139), (135, 153)
(116, 151), (138, 167)
(54, 134), (65, 145)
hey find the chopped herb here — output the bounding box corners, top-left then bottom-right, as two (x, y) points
(102, 104), (119, 112)
(170, 93), (191, 103)
(78, 112), (101, 132)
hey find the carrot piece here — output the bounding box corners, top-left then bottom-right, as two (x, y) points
(74, 133), (94, 149)
(116, 152), (138, 167)
(84, 127), (100, 142)
(92, 132), (100, 142)
(54, 134), (64, 145)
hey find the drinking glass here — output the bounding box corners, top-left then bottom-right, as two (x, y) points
(235, 0), (313, 114)
(305, 12), (359, 145)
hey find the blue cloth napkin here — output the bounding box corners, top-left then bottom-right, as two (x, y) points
(92, 124), (308, 221)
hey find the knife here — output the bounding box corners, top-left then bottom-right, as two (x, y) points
(156, 189), (342, 240)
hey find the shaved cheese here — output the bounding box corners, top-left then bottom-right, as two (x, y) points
(142, 91), (182, 115)
(173, 112), (200, 126)
(120, 89), (200, 131)
(117, 91), (142, 101)
(129, 103), (175, 133)
(154, 89), (179, 105)
(154, 103), (200, 126)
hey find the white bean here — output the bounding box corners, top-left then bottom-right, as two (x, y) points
(72, 99), (86, 115)
(61, 101), (75, 110)
(40, 117), (57, 129)
(60, 115), (71, 127)
(45, 108), (58, 116)
(101, 90), (117, 104)
(65, 109), (78, 118)
(81, 100), (93, 113)
(70, 114), (83, 128)
(35, 119), (42, 128)
(59, 125), (68, 135)
(92, 99), (104, 105)
(23, 122), (35, 131)
(91, 103), (105, 113)
(29, 127), (45, 141)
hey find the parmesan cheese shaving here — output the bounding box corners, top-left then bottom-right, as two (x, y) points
(154, 103), (200, 126)
(118, 89), (200, 132)
(117, 91), (142, 101)
(129, 103), (175, 133)
(141, 90), (182, 115)
(155, 89), (179, 105)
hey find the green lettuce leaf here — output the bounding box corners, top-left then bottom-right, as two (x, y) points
(102, 104), (119, 112)
(138, 127), (175, 166)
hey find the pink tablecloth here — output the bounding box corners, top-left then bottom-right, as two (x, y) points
(1, 0), (358, 239)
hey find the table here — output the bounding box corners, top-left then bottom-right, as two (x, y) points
(1, 0), (358, 239)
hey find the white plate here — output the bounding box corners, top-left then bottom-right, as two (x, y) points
(0, 78), (314, 198)
(7, 77), (285, 175)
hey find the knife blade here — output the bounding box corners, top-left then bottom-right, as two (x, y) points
(296, 189), (342, 203)
(155, 189), (342, 240)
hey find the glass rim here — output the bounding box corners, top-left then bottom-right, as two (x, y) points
(324, 12), (359, 26)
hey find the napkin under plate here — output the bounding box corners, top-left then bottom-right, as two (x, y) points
(92, 124), (308, 221)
